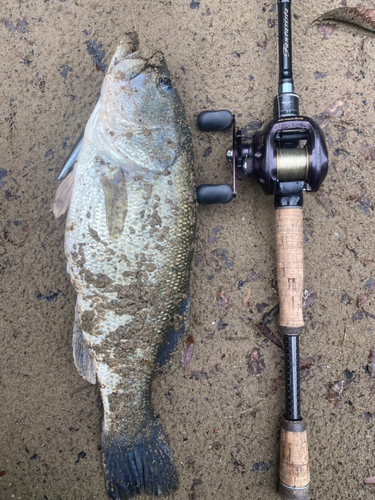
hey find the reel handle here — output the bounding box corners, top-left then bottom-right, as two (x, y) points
(197, 110), (233, 131)
(196, 184), (234, 205)
(197, 110), (236, 205)
(276, 207), (310, 499)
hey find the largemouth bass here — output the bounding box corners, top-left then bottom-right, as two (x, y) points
(53, 41), (196, 499)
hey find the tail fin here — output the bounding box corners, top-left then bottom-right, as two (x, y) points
(102, 416), (178, 499)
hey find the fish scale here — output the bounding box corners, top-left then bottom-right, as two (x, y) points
(54, 40), (196, 499)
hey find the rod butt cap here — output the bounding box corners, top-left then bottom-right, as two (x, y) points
(279, 482), (310, 500)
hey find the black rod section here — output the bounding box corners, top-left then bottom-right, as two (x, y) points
(278, 0), (293, 89)
(274, 0), (299, 118)
(283, 334), (301, 421)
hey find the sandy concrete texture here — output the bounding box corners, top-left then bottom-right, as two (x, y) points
(1, 0), (375, 499)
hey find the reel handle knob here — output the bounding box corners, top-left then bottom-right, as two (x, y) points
(196, 184), (234, 205)
(197, 110), (233, 131)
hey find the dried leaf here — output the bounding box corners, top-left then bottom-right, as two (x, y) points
(217, 291), (229, 307)
(257, 34), (268, 51)
(242, 289), (252, 307)
(257, 324), (284, 350)
(317, 23), (336, 38)
(246, 348), (266, 381)
(316, 93), (350, 126)
(332, 380), (346, 395)
(346, 194), (361, 202)
(357, 294), (369, 307)
(368, 349), (375, 377)
(302, 289), (317, 309)
(326, 379), (346, 408)
(318, 190), (332, 202)
(269, 376), (283, 394)
(300, 358), (315, 382)
(260, 304), (279, 326)
(313, 6), (375, 33)
(181, 337), (194, 368)
(365, 475), (375, 485)
(360, 143), (375, 160)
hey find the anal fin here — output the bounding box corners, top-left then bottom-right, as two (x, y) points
(72, 307), (96, 384)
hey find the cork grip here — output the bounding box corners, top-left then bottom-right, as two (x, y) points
(279, 419), (310, 499)
(275, 208), (304, 328)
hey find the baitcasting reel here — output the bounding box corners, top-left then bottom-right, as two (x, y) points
(196, 105), (328, 209)
(197, 1), (328, 499)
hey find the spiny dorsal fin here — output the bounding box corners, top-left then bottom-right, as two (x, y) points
(52, 169), (75, 217)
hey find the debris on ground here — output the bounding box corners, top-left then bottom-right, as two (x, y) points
(368, 349), (375, 378)
(257, 324), (283, 350)
(246, 348), (266, 382)
(326, 379), (346, 409)
(311, 6), (375, 33)
(217, 291), (229, 307)
(365, 475), (375, 485)
(181, 337), (195, 369)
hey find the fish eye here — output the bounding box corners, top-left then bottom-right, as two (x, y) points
(158, 77), (173, 91)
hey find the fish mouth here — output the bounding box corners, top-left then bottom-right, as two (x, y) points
(111, 31), (139, 62)
(110, 50), (147, 83)
(109, 35), (168, 84)
(108, 33), (153, 83)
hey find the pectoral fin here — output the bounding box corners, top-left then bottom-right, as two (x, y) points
(57, 132), (84, 181)
(101, 168), (128, 240)
(52, 169), (75, 217)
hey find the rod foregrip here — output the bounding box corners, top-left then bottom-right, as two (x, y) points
(279, 419), (310, 499)
(275, 207), (304, 329)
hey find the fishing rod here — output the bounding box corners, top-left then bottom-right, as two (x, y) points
(196, 0), (328, 498)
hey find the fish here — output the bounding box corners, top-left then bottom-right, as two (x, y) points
(53, 39), (196, 499)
